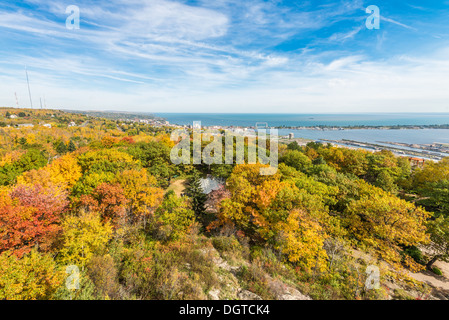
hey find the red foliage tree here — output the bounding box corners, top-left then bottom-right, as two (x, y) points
(0, 185), (68, 257)
(80, 183), (128, 227)
(121, 136), (135, 145)
(205, 185), (231, 213)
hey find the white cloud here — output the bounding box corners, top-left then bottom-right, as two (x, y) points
(1, 0), (448, 113)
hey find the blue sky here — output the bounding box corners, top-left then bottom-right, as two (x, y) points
(1, 0), (449, 113)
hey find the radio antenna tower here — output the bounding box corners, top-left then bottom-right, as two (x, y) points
(14, 92), (19, 108)
(25, 66), (33, 109)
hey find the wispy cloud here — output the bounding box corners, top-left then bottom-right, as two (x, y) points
(381, 15), (417, 31)
(0, 0), (448, 112)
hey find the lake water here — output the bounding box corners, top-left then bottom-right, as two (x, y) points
(156, 113), (449, 127)
(276, 129), (449, 145)
(156, 113), (449, 145)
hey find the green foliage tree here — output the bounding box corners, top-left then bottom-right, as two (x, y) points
(185, 171), (207, 220)
(0, 149), (47, 186)
(152, 191), (195, 241)
(56, 141), (68, 154)
(68, 140), (77, 152)
(426, 215), (449, 269)
(280, 150), (312, 173)
(287, 141), (301, 151)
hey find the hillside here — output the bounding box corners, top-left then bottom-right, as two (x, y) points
(0, 107), (448, 300)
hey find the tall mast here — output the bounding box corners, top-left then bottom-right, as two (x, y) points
(25, 66), (33, 109)
(14, 92), (19, 108)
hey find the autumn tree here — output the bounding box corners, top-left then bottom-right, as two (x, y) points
(413, 159), (449, 217)
(280, 150), (312, 173)
(276, 208), (328, 271)
(73, 149), (139, 196)
(152, 191), (195, 241)
(319, 147), (368, 177)
(115, 169), (164, 227)
(0, 149), (47, 186)
(211, 164), (329, 271)
(344, 192), (430, 271)
(18, 154), (82, 189)
(417, 180), (449, 218)
(0, 184), (68, 256)
(413, 158), (449, 187)
(58, 211), (113, 268)
(86, 254), (120, 299)
(205, 185), (231, 213)
(77, 149), (139, 176)
(0, 249), (63, 300)
(125, 141), (175, 186)
(80, 183), (128, 227)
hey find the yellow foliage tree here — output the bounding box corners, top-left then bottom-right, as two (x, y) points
(0, 249), (64, 300)
(115, 169), (164, 226)
(345, 192), (430, 271)
(59, 211), (113, 268)
(413, 158), (449, 186)
(17, 154), (82, 189)
(48, 154), (82, 188)
(276, 209), (328, 271)
(214, 164), (329, 271)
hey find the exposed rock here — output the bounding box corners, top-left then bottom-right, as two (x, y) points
(267, 278), (311, 300)
(208, 289), (221, 300)
(200, 247), (242, 300)
(238, 290), (262, 300)
(200, 247), (240, 273)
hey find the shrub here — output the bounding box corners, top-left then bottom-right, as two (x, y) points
(432, 267), (443, 276)
(87, 255), (120, 299)
(402, 246), (426, 265)
(212, 236), (240, 254)
(237, 262), (274, 300)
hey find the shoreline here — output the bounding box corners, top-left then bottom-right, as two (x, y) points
(273, 124), (449, 130)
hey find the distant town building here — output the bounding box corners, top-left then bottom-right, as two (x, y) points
(409, 157), (425, 168)
(289, 133), (294, 139)
(68, 121), (76, 127)
(9, 115), (17, 119)
(17, 123), (34, 128)
(200, 176), (225, 194)
(42, 124), (52, 128)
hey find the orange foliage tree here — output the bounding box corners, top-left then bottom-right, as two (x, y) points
(0, 184), (68, 257)
(210, 164), (329, 271)
(80, 183), (128, 227)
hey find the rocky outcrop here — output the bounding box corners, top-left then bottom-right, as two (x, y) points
(201, 246), (312, 301)
(267, 278), (312, 300)
(237, 290), (262, 300)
